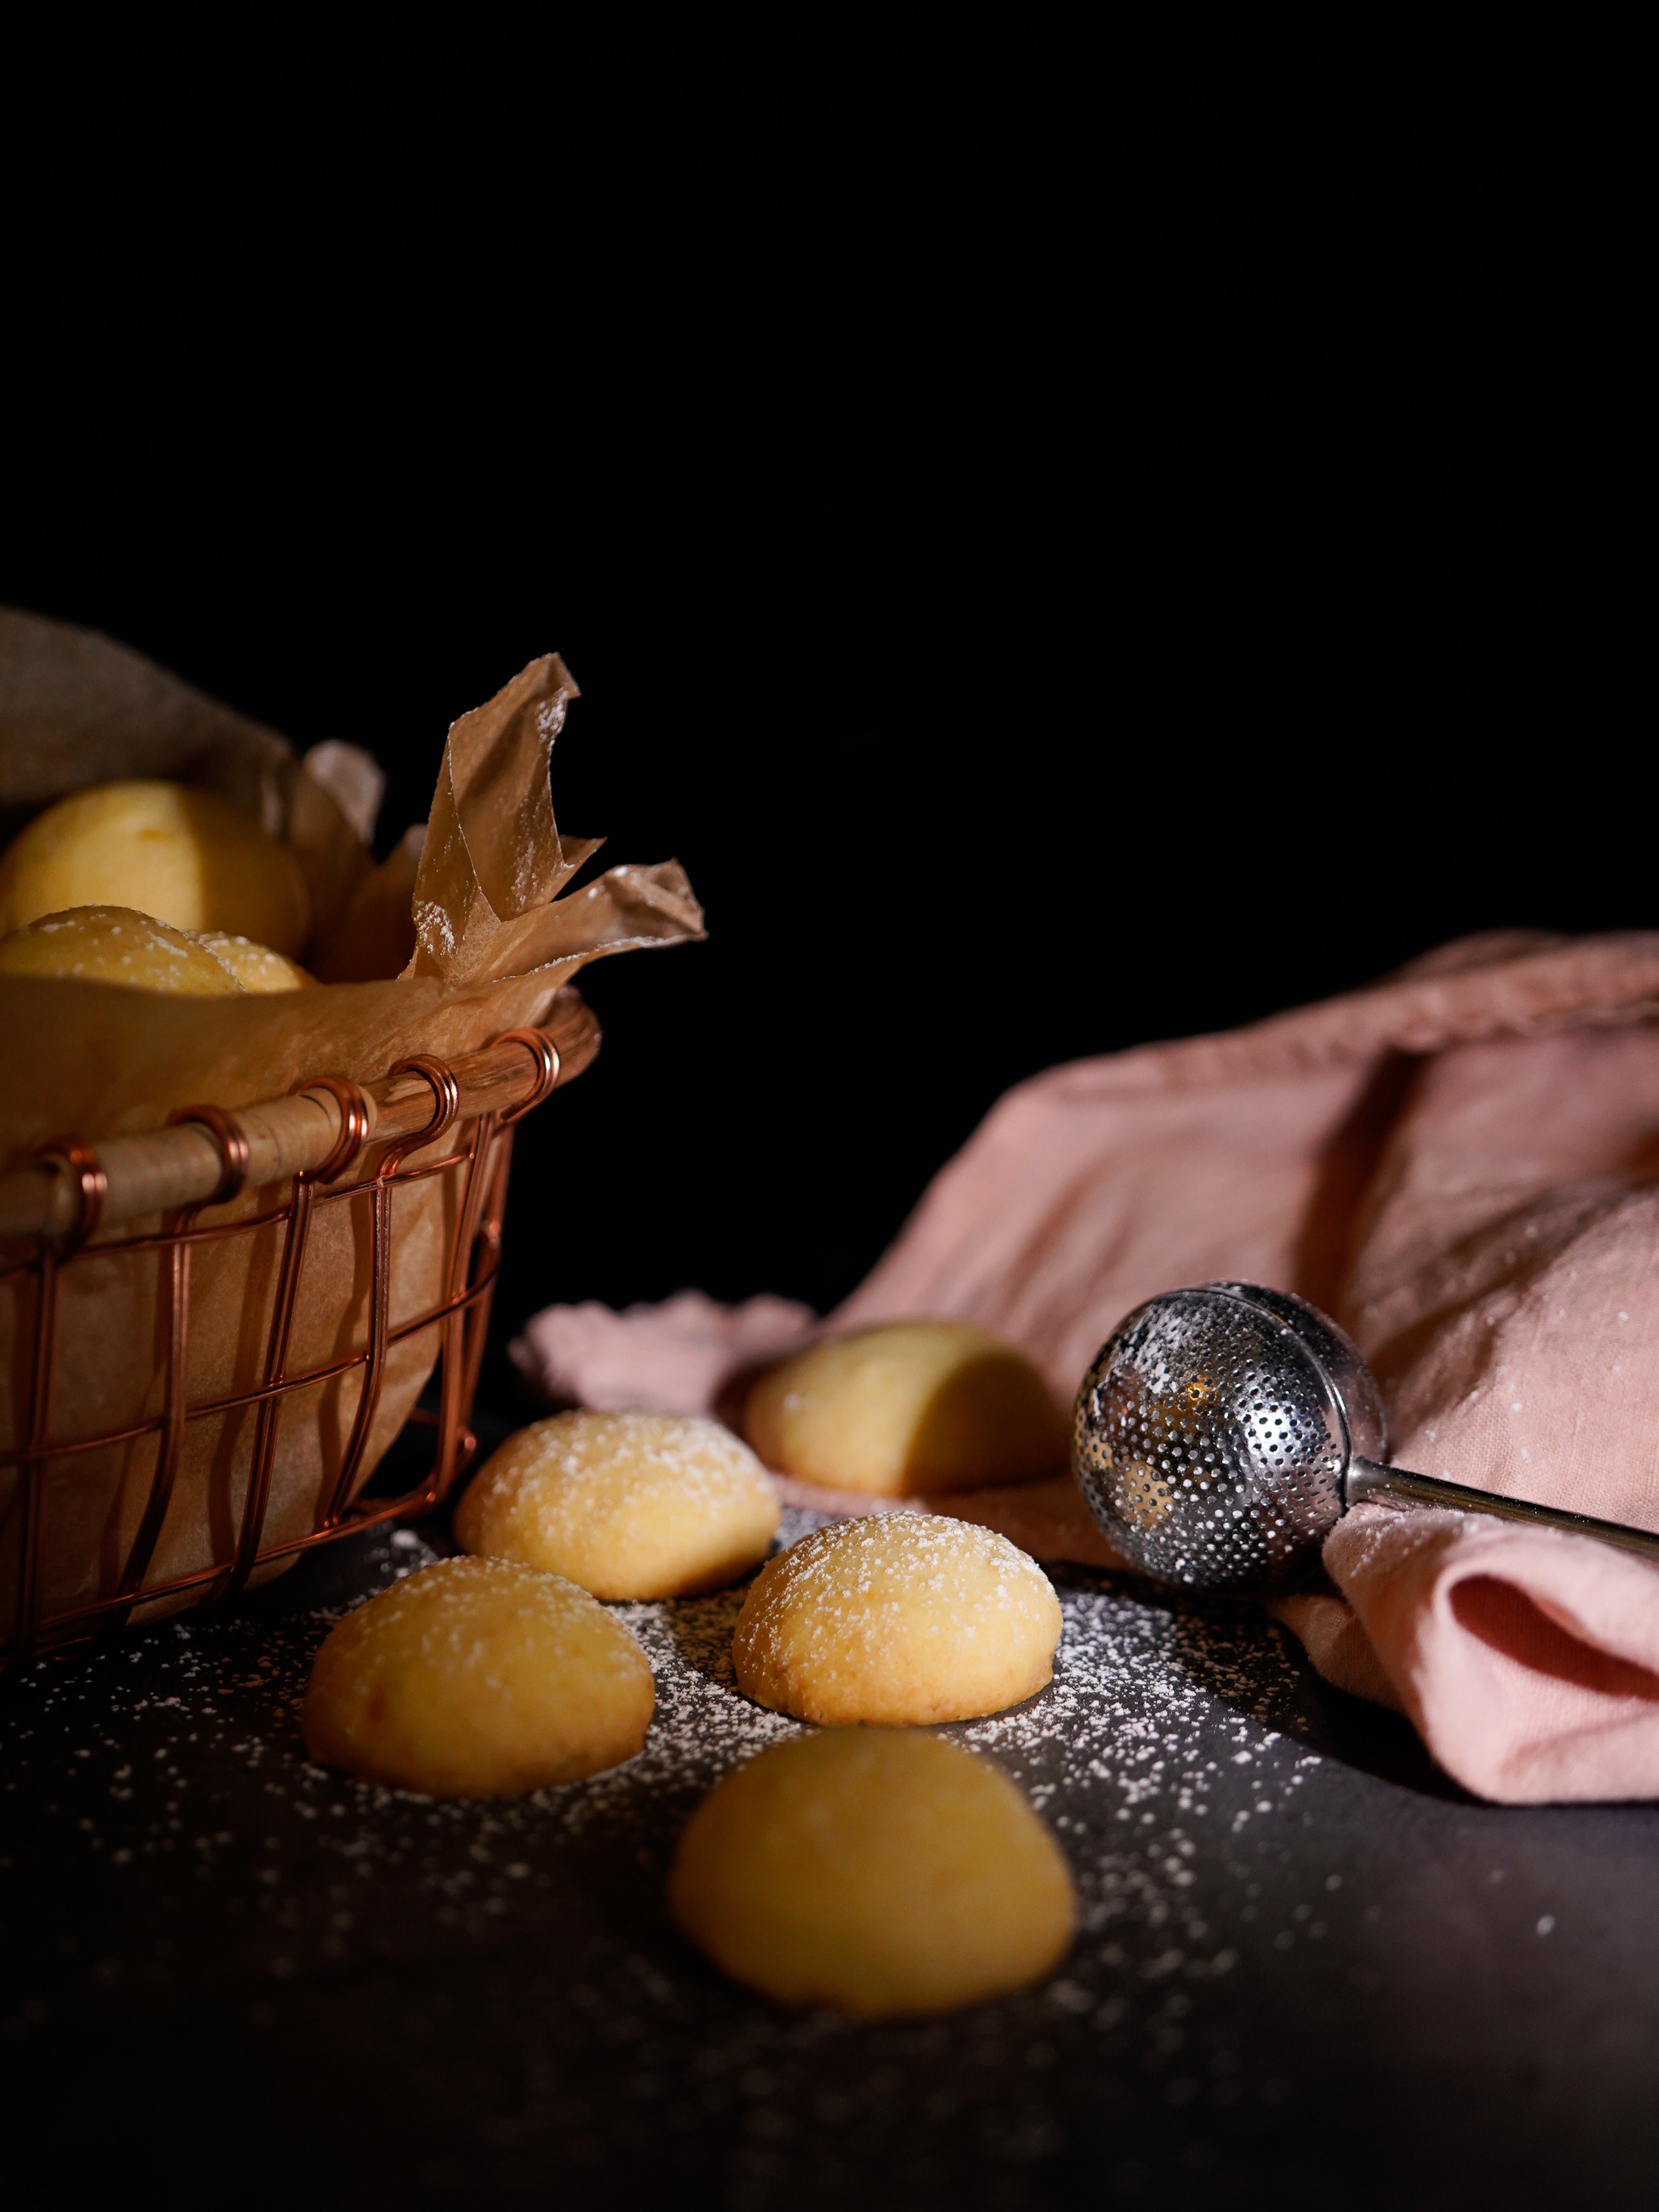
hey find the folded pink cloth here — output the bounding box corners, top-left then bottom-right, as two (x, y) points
(512, 1289), (815, 1415)
(511, 931), (1659, 1803)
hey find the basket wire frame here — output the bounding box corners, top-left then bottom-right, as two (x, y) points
(1, 1026), (561, 1669)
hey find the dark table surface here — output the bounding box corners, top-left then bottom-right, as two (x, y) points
(5, 1433), (1658, 2212)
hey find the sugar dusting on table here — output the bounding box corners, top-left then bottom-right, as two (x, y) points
(0, 1502), (1460, 2199)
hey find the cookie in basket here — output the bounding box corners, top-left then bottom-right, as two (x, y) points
(194, 932), (313, 991)
(0, 777), (310, 954)
(0, 904), (312, 993)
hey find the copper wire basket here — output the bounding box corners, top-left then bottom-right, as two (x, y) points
(0, 991), (599, 1670)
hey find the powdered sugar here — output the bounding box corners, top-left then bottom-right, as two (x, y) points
(0, 1503), (1500, 2199)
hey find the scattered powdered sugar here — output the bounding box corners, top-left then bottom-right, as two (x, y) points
(0, 1499), (1522, 2200)
(960, 1582), (1326, 1954)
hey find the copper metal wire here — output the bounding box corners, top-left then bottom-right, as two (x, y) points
(1, 1023), (576, 1667)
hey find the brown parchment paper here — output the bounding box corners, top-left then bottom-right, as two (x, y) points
(0, 614), (703, 1636)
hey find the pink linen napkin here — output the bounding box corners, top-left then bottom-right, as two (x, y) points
(512, 1289), (815, 1415)
(510, 931), (1659, 1803)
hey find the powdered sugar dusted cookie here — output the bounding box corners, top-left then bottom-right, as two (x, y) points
(301, 1555), (654, 1798)
(668, 1729), (1077, 2017)
(0, 904), (246, 993)
(195, 930), (313, 992)
(731, 1513), (1062, 1725)
(454, 1410), (780, 1601)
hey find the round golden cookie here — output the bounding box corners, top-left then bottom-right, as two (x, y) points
(668, 1728), (1077, 2017)
(0, 779), (310, 956)
(0, 905), (245, 994)
(454, 1410), (780, 1600)
(195, 931), (314, 992)
(301, 1555), (655, 1798)
(732, 1513), (1062, 1725)
(744, 1320), (1068, 1496)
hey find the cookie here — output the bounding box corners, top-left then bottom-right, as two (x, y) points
(744, 1321), (1067, 1496)
(732, 1513), (1062, 1725)
(0, 905), (244, 993)
(301, 1555), (654, 1798)
(454, 1410), (780, 1600)
(668, 1728), (1077, 2017)
(0, 779), (309, 955)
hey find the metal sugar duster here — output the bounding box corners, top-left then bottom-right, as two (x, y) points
(1073, 1282), (1659, 1597)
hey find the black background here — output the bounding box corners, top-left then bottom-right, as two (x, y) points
(3, 12), (1636, 1343)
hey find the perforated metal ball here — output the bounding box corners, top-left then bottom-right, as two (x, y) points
(1072, 1283), (1386, 1597)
